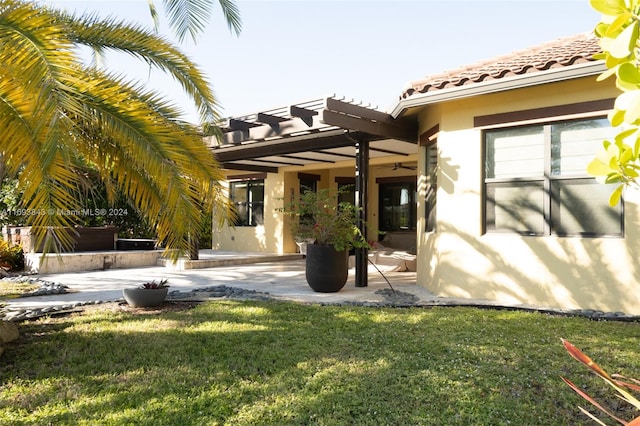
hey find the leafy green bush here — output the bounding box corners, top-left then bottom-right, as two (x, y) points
(587, 0), (640, 205)
(0, 239), (23, 271)
(279, 187), (368, 252)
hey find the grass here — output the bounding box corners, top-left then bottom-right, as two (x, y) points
(0, 281), (39, 299)
(1, 300), (639, 425)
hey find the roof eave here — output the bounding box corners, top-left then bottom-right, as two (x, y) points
(390, 61), (607, 118)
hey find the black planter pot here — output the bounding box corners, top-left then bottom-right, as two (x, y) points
(122, 287), (169, 307)
(305, 244), (348, 293)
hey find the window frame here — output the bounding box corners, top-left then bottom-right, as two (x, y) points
(229, 178), (265, 227)
(425, 141), (438, 233)
(378, 179), (417, 233)
(483, 116), (624, 238)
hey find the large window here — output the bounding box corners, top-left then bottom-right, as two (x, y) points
(484, 117), (623, 237)
(379, 180), (417, 232)
(230, 179), (264, 226)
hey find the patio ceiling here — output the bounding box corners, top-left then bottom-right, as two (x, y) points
(207, 97), (419, 173)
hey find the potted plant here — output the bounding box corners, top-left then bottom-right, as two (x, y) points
(281, 187), (368, 292)
(122, 279), (169, 307)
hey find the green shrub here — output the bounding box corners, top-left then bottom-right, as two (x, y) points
(0, 239), (24, 271)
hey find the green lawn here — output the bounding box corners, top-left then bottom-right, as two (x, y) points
(1, 300), (638, 425)
(0, 281), (39, 299)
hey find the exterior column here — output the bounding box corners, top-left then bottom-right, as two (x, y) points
(355, 137), (369, 287)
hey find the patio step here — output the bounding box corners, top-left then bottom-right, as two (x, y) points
(25, 250), (164, 274)
(158, 253), (303, 270)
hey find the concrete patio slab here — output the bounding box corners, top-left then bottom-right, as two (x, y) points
(6, 251), (625, 321)
(3, 255), (429, 312)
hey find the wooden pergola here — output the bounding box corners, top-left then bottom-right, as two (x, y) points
(207, 96), (418, 287)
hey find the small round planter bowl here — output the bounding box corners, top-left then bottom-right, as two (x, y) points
(122, 287), (169, 308)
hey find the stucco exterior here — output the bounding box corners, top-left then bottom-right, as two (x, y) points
(213, 155), (418, 254)
(413, 75), (640, 314)
(212, 172), (287, 253)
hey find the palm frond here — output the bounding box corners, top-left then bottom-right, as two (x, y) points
(161, 0), (241, 42)
(147, 0), (160, 33)
(66, 70), (230, 258)
(163, 0), (211, 43)
(217, 0), (241, 36)
(62, 11), (220, 124)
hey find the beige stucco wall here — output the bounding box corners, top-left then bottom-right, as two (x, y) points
(212, 172), (287, 253)
(213, 154), (418, 254)
(414, 76), (640, 314)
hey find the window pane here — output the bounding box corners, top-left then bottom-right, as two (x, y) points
(426, 143), (437, 232)
(551, 179), (622, 235)
(425, 185), (436, 232)
(398, 188), (411, 229)
(300, 179), (317, 193)
(338, 183), (355, 205)
(551, 118), (614, 176)
(230, 180), (265, 227)
(248, 182), (264, 204)
(486, 126), (544, 178)
(250, 203), (264, 226)
(486, 182), (544, 234)
(234, 204), (248, 226)
(230, 182), (247, 203)
(379, 182), (416, 232)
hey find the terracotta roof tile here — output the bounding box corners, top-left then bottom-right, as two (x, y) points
(400, 33), (601, 99)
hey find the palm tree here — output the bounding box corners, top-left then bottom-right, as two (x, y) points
(0, 0), (235, 259)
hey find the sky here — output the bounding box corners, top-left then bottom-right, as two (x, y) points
(45, 0), (601, 124)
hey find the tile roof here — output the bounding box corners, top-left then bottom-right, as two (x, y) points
(400, 33), (601, 99)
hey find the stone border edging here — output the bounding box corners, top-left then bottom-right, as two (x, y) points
(2, 284), (640, 323)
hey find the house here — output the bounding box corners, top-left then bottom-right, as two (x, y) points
(209, 33), (640, 315)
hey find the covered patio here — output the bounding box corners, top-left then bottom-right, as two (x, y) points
(206, 96), (419, 288)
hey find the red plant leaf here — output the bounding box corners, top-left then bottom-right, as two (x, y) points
(613, 374), (640, 392)
(562, 339), (640, 424)
(562, 339), (614, 381)
(562, 377), (628, 424)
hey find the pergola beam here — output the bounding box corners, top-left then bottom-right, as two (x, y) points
(311, 150), (356, 159)
(369, 146), (410, 156)
(221, 163), (278, 173)
(324, 97), (390, 123)
(244, 158), (306, 167)
(257, 112), (288, 126)
(320, 109), (417, 143)
(214, 133), (351, 162)
(221, 116), (329, 145)
(290, 105), (318, 119)
(279, 154), (336, 163)
(228, 118), (262, 131)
